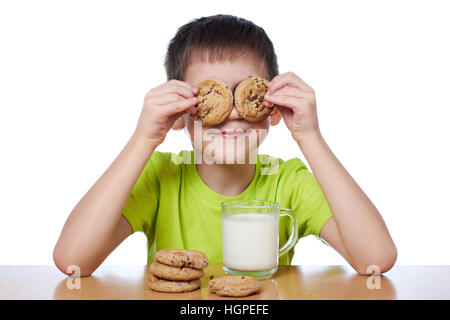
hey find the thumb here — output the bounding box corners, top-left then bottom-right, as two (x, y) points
(170, 112), (188, 131)
(276, 105), (291, 119)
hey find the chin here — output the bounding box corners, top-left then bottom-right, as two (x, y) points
(200, 142), (258, 165)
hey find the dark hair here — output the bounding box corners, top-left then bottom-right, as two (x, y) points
(164, 14), (278, 81)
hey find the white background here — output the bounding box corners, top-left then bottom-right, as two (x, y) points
(1, 0), (449, 267)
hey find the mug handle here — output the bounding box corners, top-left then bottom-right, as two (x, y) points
(278, 208), (299, 257)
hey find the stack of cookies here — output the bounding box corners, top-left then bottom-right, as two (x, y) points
(148, 249), (209, 293)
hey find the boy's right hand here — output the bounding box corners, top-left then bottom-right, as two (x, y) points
(133, 80), (198, 146)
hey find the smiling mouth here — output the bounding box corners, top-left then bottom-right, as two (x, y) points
(207, 128), (254, 139)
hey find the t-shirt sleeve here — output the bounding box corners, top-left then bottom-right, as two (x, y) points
(121, 153), (160, 238)
(280, 159), (333, 239)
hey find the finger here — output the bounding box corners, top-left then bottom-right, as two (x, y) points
(149, 83), (196, 99)
(264, 93), (303, 110)
(159, 97), (198, 118)
(147, 93), (183, 106)
(268, 72), (313, 94)
(168, 79), (199, 93)
(268, 73), (311, 94)
(276, 105), (292, 119)
(151, 79), (198, 94)
(267, 85), (313, 99)
(169, 109), (191, 130)
(147, 81), (198, 99)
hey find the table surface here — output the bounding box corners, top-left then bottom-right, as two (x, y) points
(1, 265), (449, 300)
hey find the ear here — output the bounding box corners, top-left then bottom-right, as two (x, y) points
(269, 106), (282, 126)
(172, 115), (186, 130)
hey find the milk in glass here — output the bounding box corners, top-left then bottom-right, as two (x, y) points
(222, 213), (279, 271)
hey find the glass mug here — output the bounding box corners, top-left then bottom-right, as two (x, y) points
(221, 200), (298, 280)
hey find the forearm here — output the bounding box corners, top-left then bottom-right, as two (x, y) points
(53, 133), (158, 270)
(297, 132), (396, 271)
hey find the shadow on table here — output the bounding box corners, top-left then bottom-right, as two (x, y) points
(53, 265), (278, 300)
(53, 265), (396, 300)
(274, 265), (397, 299)
(53, 267), (150, 300)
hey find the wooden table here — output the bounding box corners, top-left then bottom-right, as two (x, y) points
(1, 265), (449, 300)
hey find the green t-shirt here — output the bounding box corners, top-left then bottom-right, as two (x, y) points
(122, 150), (333, 266)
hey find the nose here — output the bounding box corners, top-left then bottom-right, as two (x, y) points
(227, 105), (243, 121)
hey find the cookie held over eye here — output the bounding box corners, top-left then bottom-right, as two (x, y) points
(191, 79), (234, 126)
(234, 75), (273, 123)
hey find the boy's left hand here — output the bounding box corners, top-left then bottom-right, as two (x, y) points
(264, 72), (320, 142)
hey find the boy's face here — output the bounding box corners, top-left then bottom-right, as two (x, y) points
(180, 54), (281, 164)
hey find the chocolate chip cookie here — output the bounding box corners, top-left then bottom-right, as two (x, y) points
(155, 249), (209, 270)
(149, 274), (201, 293)
(149, 261), (204, 281)
(208, 275), (261, 297)
(191, 78), (234, 126)
(234, 75), (273, 123)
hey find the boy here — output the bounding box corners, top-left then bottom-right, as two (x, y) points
(53, 14), (397, 277)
